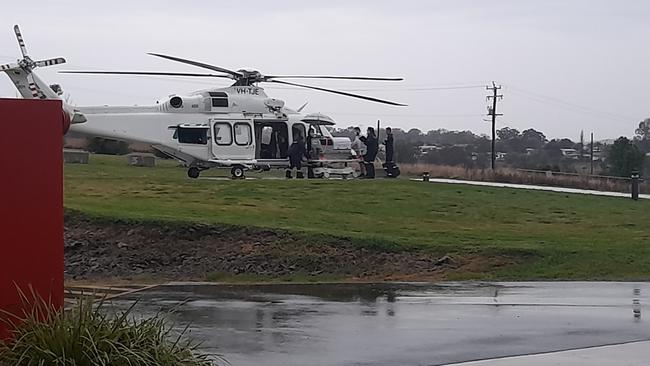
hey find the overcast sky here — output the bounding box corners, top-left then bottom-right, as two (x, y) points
(1, 0), (648, 139)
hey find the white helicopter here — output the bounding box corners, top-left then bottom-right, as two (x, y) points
(2, 25), (405, 179)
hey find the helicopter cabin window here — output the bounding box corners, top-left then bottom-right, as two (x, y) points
(234, 123), (252, 146)
(177, 126), (208, 145)
(209, 92), (229, 108)
(213, 123), (232, 145)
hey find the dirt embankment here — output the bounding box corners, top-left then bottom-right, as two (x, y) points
(64, 211), (495, 282)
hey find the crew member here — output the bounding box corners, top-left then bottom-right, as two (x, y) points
(384, 127), (394, 163)
(351, 126), (366, 177)
(360, 127), (378, 178)
(286, 133), (306, 179)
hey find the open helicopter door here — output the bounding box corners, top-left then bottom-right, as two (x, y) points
(302, 112), (336, 148)
(210, 118), (255, 160)
(173, 123), (212, 163)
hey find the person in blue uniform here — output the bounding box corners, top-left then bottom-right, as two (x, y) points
(286, 133), (306, 179)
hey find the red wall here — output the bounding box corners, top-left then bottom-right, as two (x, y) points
(0, 99), (64, 339)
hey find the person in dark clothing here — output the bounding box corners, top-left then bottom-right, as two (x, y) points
(360, 127), (378, 178)
(286, 133), (306, 179)
(277, 131), (288, 158)
(306, 128), (320, 178)
(384, 127), (394, 163)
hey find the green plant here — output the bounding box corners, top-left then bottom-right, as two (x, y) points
(607, 136), (645, 177)
(0, 288), (217, 366)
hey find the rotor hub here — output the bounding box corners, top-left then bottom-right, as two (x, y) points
(18, 56), (35, 70)
(235, 69), (263, 85)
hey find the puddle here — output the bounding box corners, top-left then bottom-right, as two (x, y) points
(110, 282), (650, 366)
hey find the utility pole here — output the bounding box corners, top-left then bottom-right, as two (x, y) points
(590, 132), (594, 175)
(486, 82), (503, 170)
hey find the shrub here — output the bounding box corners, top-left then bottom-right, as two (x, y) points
(399, 163), (647, 193)
(0, 289), (217, 366)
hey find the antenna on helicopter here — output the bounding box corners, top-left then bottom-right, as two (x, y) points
(61, 53), (407, 106)
(1, 25), (66, 99)
(297, 101), (309, 112)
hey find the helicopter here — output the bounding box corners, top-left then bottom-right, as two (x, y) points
(2, 25), (406, 179)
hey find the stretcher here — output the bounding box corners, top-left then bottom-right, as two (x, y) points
(308, 159), (359, 179)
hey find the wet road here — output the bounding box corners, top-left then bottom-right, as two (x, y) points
(113, 282), (650, 366)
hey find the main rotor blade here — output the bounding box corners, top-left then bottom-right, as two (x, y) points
(59, 70), (232, 79)
(13, 25), (28, 58)
(266, 75), (403, 81)
(268, 80), (407, 106)
(35, 57), (66, 67)
(147, 53), (242, 78)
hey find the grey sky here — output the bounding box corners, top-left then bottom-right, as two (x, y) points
(1, 0), (648, 139)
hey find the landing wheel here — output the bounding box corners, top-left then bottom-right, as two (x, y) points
(187, 167), (200, 179)
(231, 166), (245, 179)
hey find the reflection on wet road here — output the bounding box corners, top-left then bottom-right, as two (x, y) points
(113, 282), (650, 366)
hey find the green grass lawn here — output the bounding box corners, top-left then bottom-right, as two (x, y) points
(64, 154), (650, 280)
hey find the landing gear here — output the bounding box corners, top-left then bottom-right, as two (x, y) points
(187, 167), (200, 179)
(231, 165), (246, 179)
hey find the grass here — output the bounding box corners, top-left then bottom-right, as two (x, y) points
(64, 154), (650, 280)
(0, 287), (216, 365)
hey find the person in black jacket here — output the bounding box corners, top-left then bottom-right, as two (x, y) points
(286, 133), (306, 179)
(384, 127), (394, 163)
(360, 127), (378, 178)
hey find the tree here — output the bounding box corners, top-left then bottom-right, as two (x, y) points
(635, 118), (650, 140)
(579, 130), (585, 152)
(606, 137), (645, 177)
(496, 127), (520, 141)
(406, 128), (422, 140)
(520, 128), (547, 149)
(394, 141), (417, 164)
(634, 118), (650, 153)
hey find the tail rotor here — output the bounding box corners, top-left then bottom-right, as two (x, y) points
(13, 25), (66, 71)
(4, 25), (67, 100)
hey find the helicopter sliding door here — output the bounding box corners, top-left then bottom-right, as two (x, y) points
(210, 118), (255, 160)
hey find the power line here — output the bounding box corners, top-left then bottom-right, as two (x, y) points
(506, 85), (635, 122)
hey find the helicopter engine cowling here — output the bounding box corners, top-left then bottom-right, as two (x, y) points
(159, 95), (206, 113)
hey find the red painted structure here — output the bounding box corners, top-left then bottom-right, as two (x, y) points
(0, 99), (65, 339)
